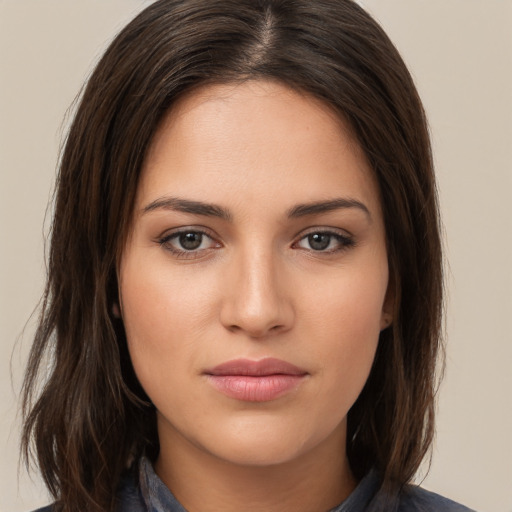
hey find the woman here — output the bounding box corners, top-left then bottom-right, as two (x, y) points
(22, 0), (475, 511)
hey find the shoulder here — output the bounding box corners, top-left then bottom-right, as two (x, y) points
(398, 484), (476, 512)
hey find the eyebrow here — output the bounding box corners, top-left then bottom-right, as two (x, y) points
(143, 197), (232, 220)
(287, 198), (371, 220)
(142, 196), (371, 221)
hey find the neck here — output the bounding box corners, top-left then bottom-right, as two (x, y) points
(155, 421), (357, 512)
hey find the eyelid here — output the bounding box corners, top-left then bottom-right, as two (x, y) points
(157, 226), (222, 258)
(157, 225), (218, 241)
(292, 225), (355, 245)
(292, 226), (356, 253)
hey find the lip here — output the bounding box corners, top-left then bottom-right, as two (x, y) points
(204, 358), (308, 402)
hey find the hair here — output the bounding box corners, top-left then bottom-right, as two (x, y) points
(21, 1), (443, 511)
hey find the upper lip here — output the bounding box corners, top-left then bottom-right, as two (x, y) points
(205, 357), (307, 376)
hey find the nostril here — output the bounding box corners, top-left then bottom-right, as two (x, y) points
(219, 278), (295, 337)
(225, 322), (285, 338)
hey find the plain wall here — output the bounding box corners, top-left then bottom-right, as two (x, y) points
(1, 1), (510, 511)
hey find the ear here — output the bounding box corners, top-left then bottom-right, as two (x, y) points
(379, 281), (395, 331)
(380, 312), (393, 331)
(112, 302), (122, 318)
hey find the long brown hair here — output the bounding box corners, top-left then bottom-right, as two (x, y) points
(22, 1), (443, 510)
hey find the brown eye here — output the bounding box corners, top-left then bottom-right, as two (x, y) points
(159, 229), (219, 256)
(179, 232), (203, 250)
(295, 230), (355, 253)
(307, 233), (331, 251)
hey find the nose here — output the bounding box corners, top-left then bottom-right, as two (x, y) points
(219, 249), (295, 338)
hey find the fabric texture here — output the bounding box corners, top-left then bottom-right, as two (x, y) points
(32, 457), (477, 511)
(116, 457), (476, 512)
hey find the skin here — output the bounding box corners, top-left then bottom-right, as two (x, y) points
(119, 81), (392, 512)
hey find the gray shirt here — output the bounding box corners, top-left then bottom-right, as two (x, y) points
(113, 457), (476, 512)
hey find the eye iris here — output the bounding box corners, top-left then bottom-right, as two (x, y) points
(179, 232), (202, 250)
(308, 233), (331, 250)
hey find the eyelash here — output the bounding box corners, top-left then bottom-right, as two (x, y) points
(157, 228), (356, 259)
(158, 228), (219, 260)
(292, 230), (356, 254)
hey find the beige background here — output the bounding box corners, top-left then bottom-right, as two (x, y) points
(1, 1), (510, 511)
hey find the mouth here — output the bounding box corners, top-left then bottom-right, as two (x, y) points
(204, 358), (308, 402)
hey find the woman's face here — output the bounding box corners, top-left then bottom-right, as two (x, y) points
(119, 81), (391, 469)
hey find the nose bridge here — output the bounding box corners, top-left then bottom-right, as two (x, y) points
(243, 247), (278, 309)
(220, 242), (293, 337)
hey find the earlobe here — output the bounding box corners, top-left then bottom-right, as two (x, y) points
(112, 302), (122, 318)
(380, 279), (395, 330)
(380, 312), (393, 330)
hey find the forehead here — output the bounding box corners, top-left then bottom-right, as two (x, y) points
(147, 80), (358, 167)
(137, 80), (381, 219)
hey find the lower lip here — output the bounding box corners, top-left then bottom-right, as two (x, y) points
(206, 374), (305, 402)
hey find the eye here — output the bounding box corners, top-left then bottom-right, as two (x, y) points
(176, 232), (206, 250)
(295, 230), (355, 253)
(158, 229), (220, 257)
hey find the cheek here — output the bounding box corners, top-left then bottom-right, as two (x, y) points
(304, 263), (387, 342)
(300, 265), (387, 393)
(121, 253), (214, 339)
(119, 256), (216, 395)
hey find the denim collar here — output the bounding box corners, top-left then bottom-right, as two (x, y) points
(138, 457), (380, 512)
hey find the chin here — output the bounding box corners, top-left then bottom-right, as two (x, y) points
(196, 415), (344, 468)
(210, 441), (306, 468)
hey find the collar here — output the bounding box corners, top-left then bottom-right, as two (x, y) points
(138, 456), (381, 512)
